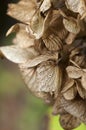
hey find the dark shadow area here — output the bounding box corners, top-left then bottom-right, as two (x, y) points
(0, 0), (18, 43)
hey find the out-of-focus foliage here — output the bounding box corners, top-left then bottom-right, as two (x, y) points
(0, 58), (48, 130)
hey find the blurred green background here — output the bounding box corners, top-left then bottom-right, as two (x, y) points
(0, 1), (86, 130)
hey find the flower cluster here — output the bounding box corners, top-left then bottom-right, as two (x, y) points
(0, 0), (86, 129)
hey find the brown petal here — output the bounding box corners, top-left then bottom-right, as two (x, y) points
(81, 73), (86, 90)
(7, 0), (37, 23)
(29, 10), (51, 39)
(59, 113), (81, 130)
(6, 24), (19, 36)
(66, 66), (82, 79)
(40, 0), (51, 13)
(61, 78), (74, 93)
(20, 65), (52, 100)
(49, 10), (68, 41)
(65, 32), (77, 45)
(76, 80), (86, 99)
(60, 96), (86, 123)
(43, 33), (63, 51)
(63, 84), (77, 100)
(21, 52), (58, 68)
(7, 24), (35, 48)
(63, 17), (80, 34)
(0, 45), (30, 63)
(52, 95), (66, 115)
(19, 61), (62, 97)
(36, 61), (62, 95)
(65, 0), (86, 16)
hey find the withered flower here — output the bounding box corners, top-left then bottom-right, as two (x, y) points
(0, 0), (86, 129)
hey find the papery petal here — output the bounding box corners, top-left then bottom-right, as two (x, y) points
(21, 52), (58, 68)
(40, 0), (51, 13)
(0, 45), (28, 63)
(43, 33), (63, 51)
(81, 73), (86, 90)
(63, 17), (80, 34)
(49, 10), (68, 40)
(52, 98), (66, 115)
(36, 61), (62, 94)
(66, 66), (82, 79)
(76, 80), (86, 99)
(60, 96), (86, 123)
(59, 113), (81, 130)
(19, 66), (51, 100)
(61, 78), (74, 93)
(7, 0), (37, 23)
(29, 10), (51, 39)
(6, 24), (35, 48)
(65, 0), (86, 17)
(63, 85), (77, 100)
(19, 61), (62, 97)
(0, 45), (38, 63)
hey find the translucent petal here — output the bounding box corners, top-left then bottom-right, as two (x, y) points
(19, 61), (62, 97)
(0, 45), (29, 63)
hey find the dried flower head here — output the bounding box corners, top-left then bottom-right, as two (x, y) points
(0, 0), (86, 129)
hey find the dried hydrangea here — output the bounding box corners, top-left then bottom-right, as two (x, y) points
(0, 0), (86, 129)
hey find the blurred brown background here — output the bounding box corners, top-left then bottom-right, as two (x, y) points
(0, 1), (48, 130)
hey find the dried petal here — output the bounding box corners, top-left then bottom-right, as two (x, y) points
(19, 61), (62, 97)
(36, 61), (62, 95)
(60, 96), (86, 123)
(76, 80), (86, 99)
(22, 52), (58, 68)
(29, 10), (51, 39)
(63, 84), (77, 100)
(0, 45), (31, 63)
(52, 95), (66, 115)
(7, 24), (35, 48)
(7, 0), (37, 23)
(81, 73), (86, 90)
(65, 0), (86, 17)
(65, 32), (77, 45)
(6, 24), (19, 36)
(43, 33), (63, 51)
(40, 0), (51, 13)
(63, 17), (80, 34)
(61, 78), (74, 93)
(59, 113), (81, 130)
(66, 66), (82, 79)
